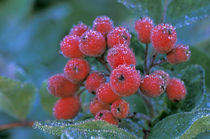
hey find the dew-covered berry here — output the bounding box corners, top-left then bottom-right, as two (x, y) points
(79, 30), (106, 57)
(167, 44), (191, 64)
(110, 65), (141, 97)
(69, 23), (88, 37)
(85, 72), (106, 94)
(135, 17), (154, 43)
(64, 58), (90, 83)
(95, 110), (118, 125)
(107, 46), (136, 69)
(53, 96), (81, 119)
(111, 99), (129, 119)
(151, 23), (177, 54)
(107, 27), (131, 48)
(96, 83), (121, 104)
(152, 70), (170, 85)
(89, 97), (110, 116)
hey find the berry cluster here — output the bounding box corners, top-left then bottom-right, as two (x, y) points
(47, 16), (191, 125)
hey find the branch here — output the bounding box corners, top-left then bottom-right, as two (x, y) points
(127, 112), (151, 121)
(77, 88), (86, 96)
(0, 121), (34, 131)
(148, 52), (158, 74)
(96, 55), (112, 73)
(160, 0), (168, 23)
(152, 58), (167, 67)
(144, 43), (149, 74)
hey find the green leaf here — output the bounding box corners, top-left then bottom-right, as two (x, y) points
(0, 76), (35, 120)
(149, 109), (210, 139)
(33, 120), (138, 139)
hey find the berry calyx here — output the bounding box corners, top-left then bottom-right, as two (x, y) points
(69, 23), (88, 37)
(89, 97), (110, 116)
(95, 110), (118, 125)
(111, 99), (129, 119)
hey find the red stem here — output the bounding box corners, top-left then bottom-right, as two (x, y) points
(0, 121), (34, 131)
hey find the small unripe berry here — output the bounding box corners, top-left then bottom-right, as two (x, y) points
(96, 83), (121, 104)
(166, 78), (186, 101)
(107, 46), (136, 69)
(89, 97), (110, 116)
(135, 17), (154, 43)
(152, 70), (170, 85)
(85, 72), (106, 94)
(79, 30), (106, 57)
(95, 110), (118, 125)
(48, 74), (79, 97)
(93, 16), (114, 36)
(60, 35), (84, 58)
(64, 58), (90, 83)
(53, 96), (81, 119)
(151, 24), (177, 54)
(111, 99), (129, 119)
(167, 44), (191, 64)
(107, 27), (131, 48)
(69, 23), (88, 37)
(140, 74), (166, 97)
(110, 65), (141, 97)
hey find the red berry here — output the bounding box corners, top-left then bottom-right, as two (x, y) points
(64, 58), (90, 83)
(69, 23), (88, 37)
(111, 99), (129, 119)
(96, 83), (120, 104)
(85, 72), (106, 94)
(89, 97), (110, 116)
(79, 30), (106, 57)
(53, 96), (81, 119)
(152, 70), (170, 85)
(95, 110), (118, 125)
(135, 17), (154, 43)
(60, 35), (84, 58)
(107, 27), (131, 48)
(93, 16), (114, 36)
(107, 46), (136, 69)
(166, 78), (186, 101)
(110, 65), (141, 97)
(167, 44), (191, 64)
(140, 74), (166, 97)
(48, 74), (79, 97)
(151, 24), (177, 53)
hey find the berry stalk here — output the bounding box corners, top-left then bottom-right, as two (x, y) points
(144, 43), (149, 74)
(0, 121), (34, 131)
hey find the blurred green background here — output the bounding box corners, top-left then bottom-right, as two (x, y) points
(0, 0), (209, 138)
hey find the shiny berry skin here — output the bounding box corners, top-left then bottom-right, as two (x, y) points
(110, 65), (141, 97)
(140, 74), (166, 97)
(85, 72), (106, 94)
(95, 110), (118, 125)
(64, 58), (90, 83)
(60, 35), (84, 58)
(69, 23), (88, 37)
(151, 24), (177, 54)
(93, 16), (114, 36)
(111, 99), (129, 119)
(107, 27), (131, 48)
(96, 83), (121, 104)
(166, 78), (186, 101)
(79, 30), (106, 57)
(48, 74), (79, 97)
(167, 44), (191, 64)
(135, 17), (154, 43)
(89, 97), (110, 116)
(152, 70), (170, 85)
(53, 96), (81, 119)
(107, 46), (136, 69)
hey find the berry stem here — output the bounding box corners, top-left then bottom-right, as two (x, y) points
(96, 54), (112, 73)
(127, 112), (151, 121)
(148, 51), (158, 74)
(160, 0), (168, 23)
(0, 121), (34, 131)
(152, 58), (167, 67)
(77, 88), (86, 96)
(144, 43), (149, 74)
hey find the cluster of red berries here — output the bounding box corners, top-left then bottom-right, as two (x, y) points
(47, 16), (191, 125)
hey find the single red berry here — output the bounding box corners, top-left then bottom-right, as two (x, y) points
(110, 65), (141, 97)
(107, 26), (131, 48)
(79, 30), (106, 57)
(151, 24), (177, 53)
(89, 97), (110, 116)
(64, 58), (90, 83)
(95, 110), (118, 125)
(166, 78), (186, 101)
(107, 46), (136, 69)
(60, 35), (84, 58)
(53, 96), (81, 119)
(140, 74), (166, 97)
(85, 72), (106, 94)
(96, 83), (121, 104)
(152, 70), (170, 85)
(93, 16), (114, 36)
(47, 74), (79, 97)
(111, 99), (129, 119)
(167, 44), (191, 64)
(69, 23), (88, 37)
(135, 17), (154, 43)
